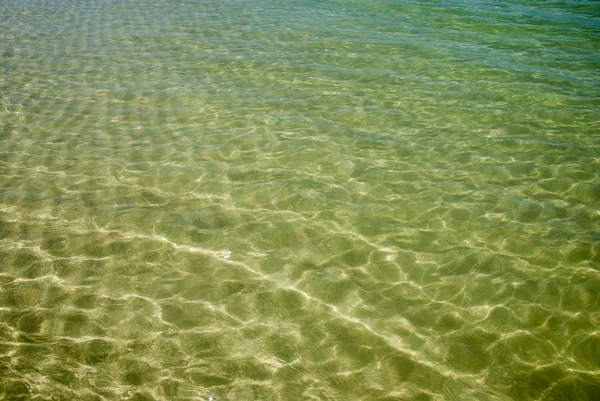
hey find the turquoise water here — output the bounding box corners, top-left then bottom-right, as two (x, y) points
(1, 0), (599, 400)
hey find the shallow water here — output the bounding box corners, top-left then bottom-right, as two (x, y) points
(1, 0), (599, 400)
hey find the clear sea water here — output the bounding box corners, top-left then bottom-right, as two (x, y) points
(1, 0), (599, 400)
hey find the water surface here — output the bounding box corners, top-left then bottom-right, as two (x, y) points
(1, 0), (599, 400)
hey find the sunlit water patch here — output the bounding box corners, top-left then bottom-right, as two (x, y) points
(1, 0), (599, 400)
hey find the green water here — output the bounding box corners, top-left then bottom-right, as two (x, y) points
(1, 0), (599, 400)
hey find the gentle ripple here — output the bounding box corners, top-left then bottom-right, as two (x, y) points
(1, 0), (599, 400)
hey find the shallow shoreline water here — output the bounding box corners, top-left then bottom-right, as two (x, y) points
(1, 1), (599, 400)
